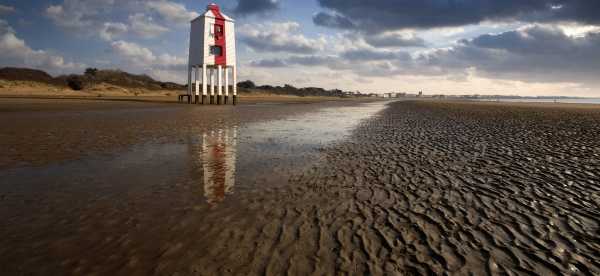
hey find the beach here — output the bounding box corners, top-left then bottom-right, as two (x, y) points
(1, 98), (599, 275)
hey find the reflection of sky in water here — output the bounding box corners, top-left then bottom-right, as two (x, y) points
(229, 102), (389, 198)
(0, 101), (389, 208)
(241, 102), (387, 146)
(196, 101), (389, 205)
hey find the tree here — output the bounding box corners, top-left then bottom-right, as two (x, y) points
(283, 84), (297, 92)
(67, 75), (85, 90)
(84, 68), (98, 77)
(237, 80), (255, 89)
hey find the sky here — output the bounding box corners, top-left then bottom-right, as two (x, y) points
(1, 0), (600, 97)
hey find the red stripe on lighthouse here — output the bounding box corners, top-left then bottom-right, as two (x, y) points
(209, 4), (227, 66)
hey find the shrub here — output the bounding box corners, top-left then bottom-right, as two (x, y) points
(67, 76), (85, 90)
(84, 68), (98, 77)
(237, 80), (256, 89)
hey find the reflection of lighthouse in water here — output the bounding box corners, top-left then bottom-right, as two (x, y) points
(202, 127), (237, 206)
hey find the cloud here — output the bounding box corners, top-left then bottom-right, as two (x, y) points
(249, 24), (600, 87)
(234, 0), (279, 16)
(249, 58), (287, 67)
(99, 22), (128, 41)
(110, 40), (187, 82)
(155, 53), (187, 71)
(312, 12), (355, 29)
(44, 0), (127, 30)
(286, 55), (335, 66)
(129, 13), (169, 39)
(0, 4), (15, 14)
(313, 0), (600, 31)
(0, 20), (13, 34)
(363, 32), (425, 48)
(428, 25), (600, 83)
(555, 23), (600, 37)
(146, 0), (199, 25)
(249, 55), (342, 69)
(341, 49), (411, 61)
(345, 25), (600, 83)
(0, 20), (84, 74)
(111, 40), (185, 69)
(239, 22), (326, 54)
(45, 4), (91, 29)
(111, 40), (157, 64)
(45, 0), (170, 40)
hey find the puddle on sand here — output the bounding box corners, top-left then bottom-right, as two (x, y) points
(195, 101), (389, 205)
(0, 101), (389, 273)
(198, 128), (238, 207)
(0, 101), (389, 210)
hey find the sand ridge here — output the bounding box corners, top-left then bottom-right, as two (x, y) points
(166, 100), (600, 275)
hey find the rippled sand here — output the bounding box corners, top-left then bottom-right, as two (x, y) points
(1, 99), (600, 275)
(175, 101), (600, 275)
(273, 101), (600, 275)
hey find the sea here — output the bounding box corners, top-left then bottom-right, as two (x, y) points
(474, 98), (600, 104)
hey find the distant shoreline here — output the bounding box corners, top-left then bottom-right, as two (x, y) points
(468, 97), (600, 105)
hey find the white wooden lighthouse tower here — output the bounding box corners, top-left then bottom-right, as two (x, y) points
(187, 3), (237, 105)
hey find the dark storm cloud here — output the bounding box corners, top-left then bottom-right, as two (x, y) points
(251, 25), (600, 85)
(313, 0), (600, 31)
(313, 12), (355, 29)
(419, 25), (600, 83)
(234, 0), (279, 16)
(467, 27), (573, 55)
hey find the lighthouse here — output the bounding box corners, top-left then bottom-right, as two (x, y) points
(187, 3), (237, 105)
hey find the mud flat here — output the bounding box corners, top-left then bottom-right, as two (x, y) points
(1, 100), (600, 275)
(275, 100), (600, 275)
(166, 100), (600, 275)
(0, 97), (374, 169)
(0, 98), (386, 275)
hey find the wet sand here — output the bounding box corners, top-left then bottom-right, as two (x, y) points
(0, 94), (352, 106)
(1, 99), (600, 275)
(0, 97), (368, 169)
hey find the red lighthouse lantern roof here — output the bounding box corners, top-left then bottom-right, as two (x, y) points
(207, 3), (220, 12)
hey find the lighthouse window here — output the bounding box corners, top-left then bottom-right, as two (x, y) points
(215, 24), (223, 38)
(210, 45), (223, 56)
